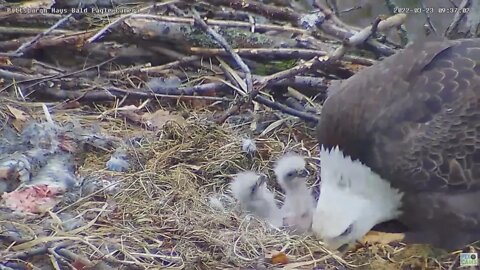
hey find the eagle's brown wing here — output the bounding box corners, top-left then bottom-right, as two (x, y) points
(316, 38), (480, 193)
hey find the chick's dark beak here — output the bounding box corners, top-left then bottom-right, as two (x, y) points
(251, 174), (267, 195)
(298, 169), (309, 178)
(257, 174), (267, 186)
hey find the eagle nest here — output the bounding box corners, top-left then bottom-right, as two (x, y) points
(0, 101), (460, 269)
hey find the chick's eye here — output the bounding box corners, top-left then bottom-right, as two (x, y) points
(339, 224), (353, 237)
(286, 172), (295, 178)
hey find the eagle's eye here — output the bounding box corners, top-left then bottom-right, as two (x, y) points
(339, 224), (353, 237)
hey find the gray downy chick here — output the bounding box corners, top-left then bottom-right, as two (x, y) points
(230, 171), (282, 228)
(274, 153), (316, 234)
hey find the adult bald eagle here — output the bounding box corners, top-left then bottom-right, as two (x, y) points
(312, 38), (480, 251)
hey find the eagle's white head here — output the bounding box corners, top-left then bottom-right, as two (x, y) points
(312, 146), (404, 251)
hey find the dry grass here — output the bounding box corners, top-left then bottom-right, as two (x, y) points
(0, 99), (462, 269)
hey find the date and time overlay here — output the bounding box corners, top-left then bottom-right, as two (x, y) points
(393, 6), (470, 14)
(0, 5), (472, 15)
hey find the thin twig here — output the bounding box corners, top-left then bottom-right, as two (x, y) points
(0, 57), (118, 94)
(167, 3), (186, 16)
(384, 0), (409, 46)
(314, 0), (362, 31)
(189, 47), (375, 66)
(56, 248), (94, 267)
(2, 243), (51, 260)
(339, 6), (362, 14)
(448, 0), (458, 8)
(87, 1), (181, 43)
(107, 56), (202, 76)
(445, 0), (471, 38)
(13, 14), (73, 57)
(324, 0), (339, 16)
(419, 0), (438, 35)
(123, 14), (308, 35)
(87, 13), (132, 43)
(37, 86), (233, 103)
(332, 14), (406, 58)
(254, 95), (319, 123)
(47, 241), (76, 269)
(191, 9), (253, 95)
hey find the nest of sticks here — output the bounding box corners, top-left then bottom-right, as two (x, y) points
(0, 99), (460, 269)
